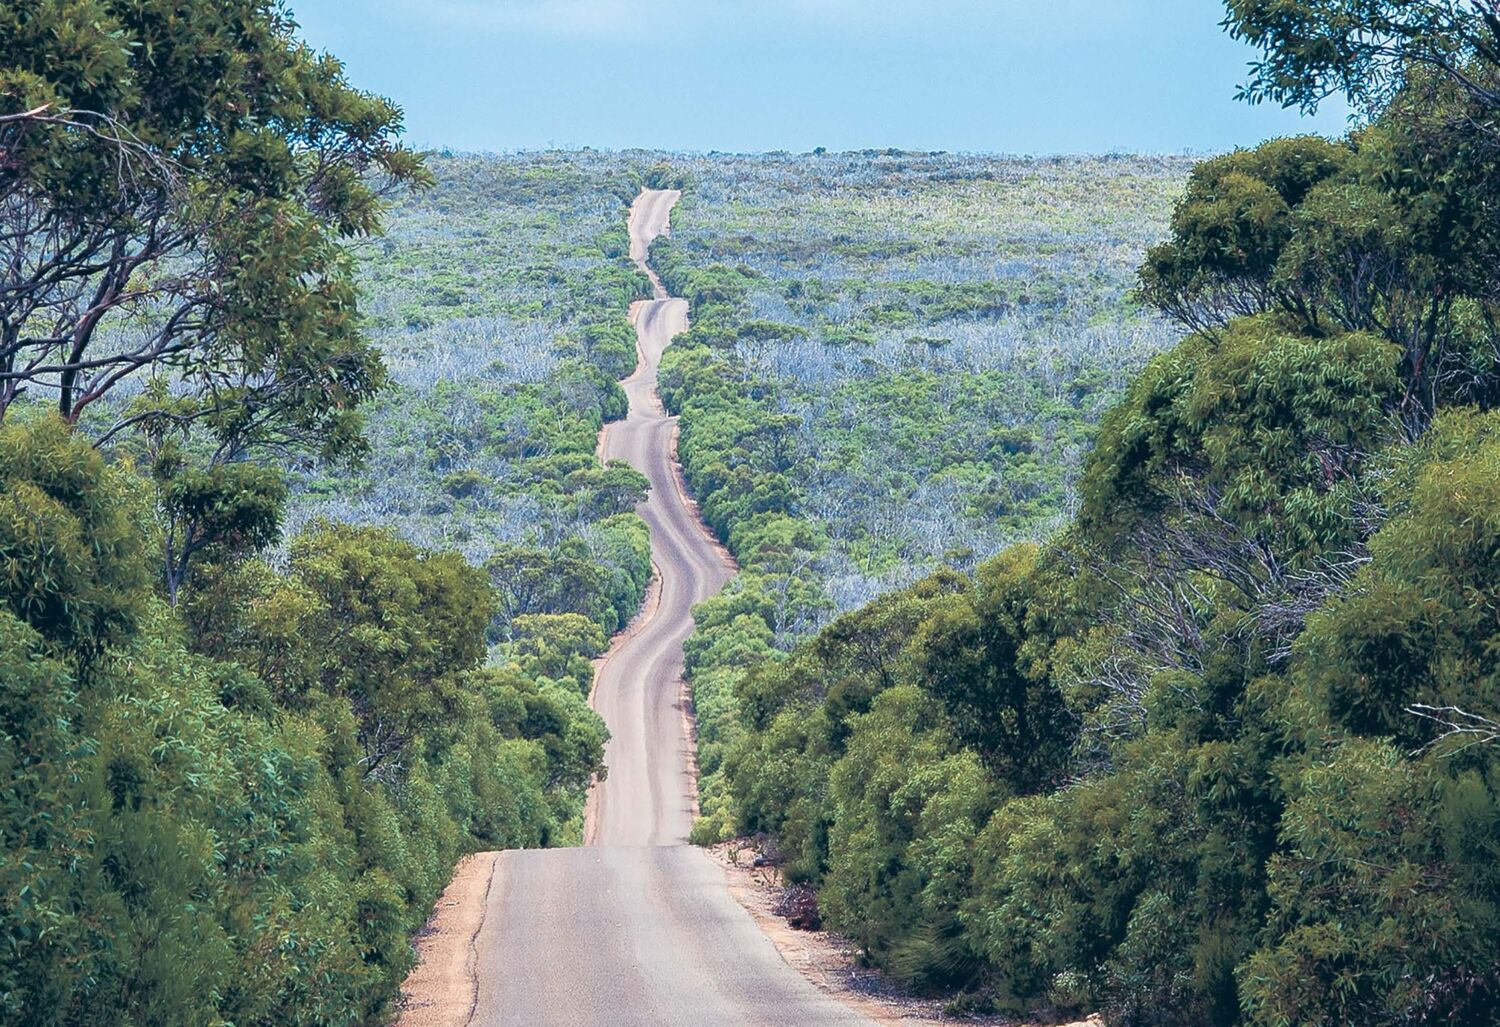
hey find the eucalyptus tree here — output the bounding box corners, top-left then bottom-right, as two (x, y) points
(0, 1), (423, 432)
(1225, 0), (1500, 121)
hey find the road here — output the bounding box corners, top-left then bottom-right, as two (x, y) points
(468, 191), (874, 1025)
(585, 188), (720, 850)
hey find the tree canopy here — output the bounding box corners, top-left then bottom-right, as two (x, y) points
(0, 414), (612, 1026)
(1225, 0), (1500, 120)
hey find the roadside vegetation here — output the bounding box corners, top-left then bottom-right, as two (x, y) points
(0, 7), (633, 1024)
(695, 6), (1500, 1025)
(8, 0), (1498, 1025)
(284, 153), (660, 646)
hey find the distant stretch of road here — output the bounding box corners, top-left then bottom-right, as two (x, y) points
(587, 188), (720, 850)
(468, 191), (873, 1025)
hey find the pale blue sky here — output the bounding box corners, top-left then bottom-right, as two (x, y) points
(291, 0), (1351, 153)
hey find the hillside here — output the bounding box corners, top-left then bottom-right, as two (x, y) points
(5, 3), (1499, 1025)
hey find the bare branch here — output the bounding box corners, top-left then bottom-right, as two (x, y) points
(1408, 703), (1500, 754)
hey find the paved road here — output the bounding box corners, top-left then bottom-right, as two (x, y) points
(587, 189), (720, 850)
(470, 191), (873, 1025)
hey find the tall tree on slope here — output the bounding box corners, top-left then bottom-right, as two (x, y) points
(1, 1), (427, 600)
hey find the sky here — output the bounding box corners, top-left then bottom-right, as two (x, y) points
(290, 0), (1353, 154)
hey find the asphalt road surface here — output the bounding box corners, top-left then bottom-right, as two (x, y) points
(469, 191), (874, 1025)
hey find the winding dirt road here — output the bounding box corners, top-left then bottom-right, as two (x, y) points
(584, 188), (724, 850)
(463, 192), (874, 1026)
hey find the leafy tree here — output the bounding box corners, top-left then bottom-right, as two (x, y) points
(0, 0), (422, 441)
(0, 415), (149, 654)
(0, 610), (85, 1020)
(511, 612), (607, 694)
(1, 422), (609, 1025)
(727, 571), (970, 876)
(569, 460), (649, 519)
(567, 319), (639, 380)
(477, 667), (608, 793)
(1139, 126), (1500, 418)
(154, 459), (287, 607)
(1136, 136), (1351, 335)
(1242, 739), (1499, 1026)
(287, 522), (494, 778)
(1081, 317), (1399, 561)
(910, 545), (1074, 793)
(1288, 409), (1500, 745)
(487, 542), (609, 628)
(823, 685), (996, 991)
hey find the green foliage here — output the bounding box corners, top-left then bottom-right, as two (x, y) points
(510, 613), (607, 695)
(156, 457), (288, 605)
(0, 416), (150, 654)
(286, 522), (495, 776)
(711, 31), (1500, 1025)
(485, 511), (649, 640)
(1291, 409), (1500, 744)
(663, 153), (1183, 861)
(0, 424), (606, 1026)
(1223, 0), (1500, 117)
(568, 320), (641, 381)
(1242, 739), (1499, 1026)
(909, 545), (1074, 791)
(1081, 317), (1400, 555)
(1137, 127), (1500, 418)
(1137, 136), (1351, 334)
(641, 161), (692, 191)
(728, 570), (974, 877)
(0, 0), (417, 442)
(823, 685), (997, 992)
(1225, 411), (1500, 1024)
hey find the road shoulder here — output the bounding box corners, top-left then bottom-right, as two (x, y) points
(394, 851), (499, 1027)
(706, 841), (1105, 1027)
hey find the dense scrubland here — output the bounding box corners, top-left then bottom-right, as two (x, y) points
(661, 152), (1188, 603)
(281, 153), (668, 658)
(629, 154), (1193, 843)
(2, 423), (607, 1025)
(290, 147), (1193, 874)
